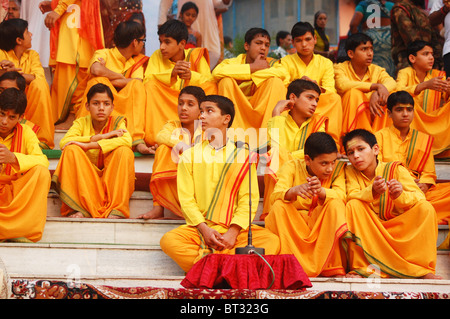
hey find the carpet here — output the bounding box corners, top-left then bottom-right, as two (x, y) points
(7, 280), (450, 300)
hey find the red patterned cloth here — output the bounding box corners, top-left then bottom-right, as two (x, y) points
(181, 254), (312, 290)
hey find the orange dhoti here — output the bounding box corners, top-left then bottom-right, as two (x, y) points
(25, 78), (55, 149)
(341, 88), (391, 137)
(426, 182), (450, 224)
(160, 223), (280, 273)
(75, 77), (146, 146)
(265, 199), (348, 277)
(149, 144), (183, 217)
(51, 63), (90, 124)
(217, 77), (287, 131)
(143, 80), (217, 145)
(343, 199), (438, 278)
(51, 144), (135, 218)
(0, 165), (50, 242)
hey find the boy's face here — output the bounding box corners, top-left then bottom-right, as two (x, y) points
(409, 45), (434, 71)
(17, 28), (32, 50)
(244, 34), (271, 62)
(345, 137), (379, 172)
(348, 42), (373, 67)
(0, 108), (22, 138)
(305, 152), (337, 180)
(159, 35), (185, 60)
(289, 89), (319, 118)
(280, 34), (292, 51)
(388, 103), (414, 129)
(85, 92), (114, 122)
(293, 32), (316, 57)
(199, 101), (230, 132)
(177, 93), (200, 125)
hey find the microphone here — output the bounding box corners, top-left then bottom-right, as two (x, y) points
(235, 141), (265, 255)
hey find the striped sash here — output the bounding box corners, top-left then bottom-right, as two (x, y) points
(378, 161), (402, 221)
(2, 124), (23, 176)
(422, 70), (446, 112)
(405, 129), (434, 176)
(96, 116), (125, 169)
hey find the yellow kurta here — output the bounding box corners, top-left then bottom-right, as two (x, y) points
(396, 66), (450, 155)
(280, 53), (342, 145)
(265, 158), (348, 277)
(0, 124), (50, 242)
(159, 139), (280, 272)
(52, 115), (135, 218)
(143, 48), (217, 145)
(0, 49), (54, 149)
(150, 120), (202, 217)
(212, 54), (289, 131)
(343, 161), (438, 278)
(75, 47), (147, 145)
(334, 61), (397, 137)
(375, 126), (450, 223)
(261, 113), (327, 220)
(51, 0), (103, 123)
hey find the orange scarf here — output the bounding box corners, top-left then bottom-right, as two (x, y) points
(2, 124), (23, 176)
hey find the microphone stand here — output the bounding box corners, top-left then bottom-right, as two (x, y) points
(235, 142), (265, 255)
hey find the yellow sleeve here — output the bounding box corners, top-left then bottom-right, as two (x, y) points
(418, 153), (437, 185)
(186, 55), (213, 85)
(177, 148), (206, 226)
(155, 121), (185, 148)
(270, 159), (298, 204)
(334, 62), (372, 94)
(27, 51), (46, 80)
(345, 165), (374, 203)
(317, 57), (336, 93)
(13, 125), (49, 173)
(144, 51), (173, 86)
(378, 67), (397, 92)
(53, 0), (76, 16)
(59, 117), (91, 149)
(230, 162), (259, 230)
(392, 165), (427, 209)
(212, 55), (252, 81)
(395, 68), (417, 96)
(251, 61), (290, 87)
(324, 162), (347, 202)
(97, 120), (132, 153)
(88, 49), (109, 73)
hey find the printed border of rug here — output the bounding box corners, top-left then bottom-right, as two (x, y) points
(7, 280), (450, 300)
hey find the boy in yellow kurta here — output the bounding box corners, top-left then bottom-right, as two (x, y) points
(142, 19), (217, 149)
(0, 88), (50, 242)
(52, 83), (135, 219)
(375, 91), (450, 225)
(279, 22), (342, 145)
(76, 20), (147, 149)
(39, 0), (104, 124)
(0, 18), (54, 149)
(160, 95), (280, 273)
(137, 86), (205, 220)
(342, 128), (440, 279)
(212, 27), (289, 133)
(265, 132), (348, 277)
(334, 33), (397, 139)
(396, 40), (450, 156)
(261, 79), (328, 220)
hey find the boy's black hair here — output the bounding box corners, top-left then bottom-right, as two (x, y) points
(86, 83), (114, 104)
(286, 79), (321, 98)
(113, 20), (146, 48)
(304, 132), (338, 160)
(386, 91), (415, 112)
(0, 71), (26, 91)
(0, 88), (27, 115)
(201, 95), (235, 128)
(244, 27), (270, 45)
(179, 85), (206, 104)
(275, 30), (290, 46)
(224, 36), (232, 46)
(342, 129), (378, 153)
(345, 33), (373, 54)
(180, 1), (199, 14)
(0, 18), (28, 51)
(158, 19), (189, 43)
(291, 21), (315, 39)
(406, 40), (433, 65)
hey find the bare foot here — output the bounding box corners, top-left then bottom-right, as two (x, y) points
(345, 272), (364, 279)
(137, 206), (164, 219)
(67, 212), (85, 218)
(420, 273), (442, 280)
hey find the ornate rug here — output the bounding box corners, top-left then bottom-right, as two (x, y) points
(7, 280), (450, 300)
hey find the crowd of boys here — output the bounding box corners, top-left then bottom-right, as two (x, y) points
(1, 7), (450, 280)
